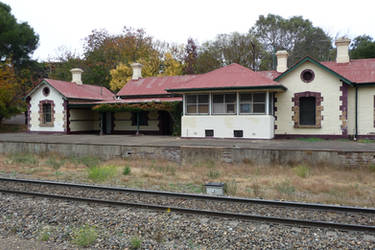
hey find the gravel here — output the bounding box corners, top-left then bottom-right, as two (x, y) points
(1, 179), (374, 226)
(0, 192), (375, 249)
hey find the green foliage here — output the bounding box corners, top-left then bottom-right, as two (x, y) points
(8, 153), (38, 165)
(350, 35), (375, 59)
(72, 225), (98, 247)
(123, 166), (131, 175)
(251, 14), (332, 68)
(130, 236), (142, 249)
(0, 2), (39, 69)
(369, 165), (375, 172)
(224, 180), (238, 196)
(88, 165), (117, 182)
(275, 181), (295, 195)
(152, 164), (176, 176)
(293, 165), (310, 178)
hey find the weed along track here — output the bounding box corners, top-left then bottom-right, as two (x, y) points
(0, 177), (375, 232)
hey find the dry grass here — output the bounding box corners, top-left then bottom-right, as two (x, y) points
(0, 154), (374, 207)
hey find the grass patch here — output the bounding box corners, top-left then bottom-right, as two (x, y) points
(39, 226), (52, 241)
(7, 153), (38, 165)
(152, 165), (176, 176)
(293, 165), (310, 178)
(224, 180), (238, 196)
(123, 166), (131, 175)
(297, 137), (325, 142)
(130, 236), (142, 249)
(72, 225), (97, 247)
(369, 165), (375, 172)
(275, 181), (295, 195)
(45, 157), (65, 172)
(357, 139), (375, 143)
(88, 165), (117, 182)
(207, 169), (220, 179)
(68, 155), (101, 168)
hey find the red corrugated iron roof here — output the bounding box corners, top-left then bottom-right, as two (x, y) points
(43, 79), (115, 100)
(69, 97), (181, 106)
(167, 63), (282, 91)
(322, 58), (375, 84)
(117, 75), (197, 96)
(258, 70), (281, 80)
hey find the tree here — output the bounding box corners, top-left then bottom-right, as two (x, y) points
(350, 35), (375, 59)
(0, 60), (23, 123)
(251, 14), (332, 68)
(183, 38), (198, 74)
(195, 32), (267, 73)
(0, 2), (39, 69)
(83, 27), (160, 88)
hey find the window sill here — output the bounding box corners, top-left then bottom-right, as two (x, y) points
(39, 123), (54, 127)
(294, 124), (321, 128)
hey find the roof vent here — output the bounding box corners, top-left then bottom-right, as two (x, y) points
(70, 68), (84, 85)
(276, 50), (288, 73)
(335, 37), (351, 63)
(131, 63), (143, 80)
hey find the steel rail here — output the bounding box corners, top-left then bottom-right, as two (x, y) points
(0, 177), (374, 214)
(0, 188), (374, 233)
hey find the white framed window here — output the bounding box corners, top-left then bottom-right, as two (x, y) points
(239, 92), (266, 114)
(212, 93), (236, 114)
(186, 94), (209, 114)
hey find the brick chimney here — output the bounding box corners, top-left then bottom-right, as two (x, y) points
(70, 68), (83, 85)
(335, 37), (351, 63)
(276, 50), (288, 73)
(131, 63), (143, 80)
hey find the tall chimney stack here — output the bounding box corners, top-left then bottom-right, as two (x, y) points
(70, 68), (84, 85)
(335, 37), (351, 63)
(131, 63), (143, 80)
(275, 50), (288, 73)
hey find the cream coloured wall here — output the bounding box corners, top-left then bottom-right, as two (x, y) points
(181, 115), (274, 139)
(275, 62), (343, 135)
(113, 111), (159, 131)
(357, 86), (375, 135)
(29, 83), (65, 132)
(347, 88), (356, 135)
(69, 109), (100, 132)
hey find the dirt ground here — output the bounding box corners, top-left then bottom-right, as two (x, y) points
(1, 153), (374, 208)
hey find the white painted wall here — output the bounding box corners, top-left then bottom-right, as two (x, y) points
(275, 62), (343, 135)
(357, 86), (375, 135)
(29, 83), (65, 132)
(181, 115), (274, 139)
(114, 111), (159, 131)
(69, 109), (100, 132)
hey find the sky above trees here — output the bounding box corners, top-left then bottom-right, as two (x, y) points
(3, 0), (375, 61)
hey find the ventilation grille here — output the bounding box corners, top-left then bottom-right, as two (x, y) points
(233, 130), (243, 138)
(205, 129), (214, 137)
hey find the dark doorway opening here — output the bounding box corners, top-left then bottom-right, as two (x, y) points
(102, 112), (113, 134)
(158, 111), (173, 135)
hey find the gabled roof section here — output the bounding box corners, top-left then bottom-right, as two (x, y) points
(167, 63), (286, 92)
(27, 79), (115, 101)
(322, 58), (375, 84)
(274, 56), (354, 85)
(117, 75), (198, 96)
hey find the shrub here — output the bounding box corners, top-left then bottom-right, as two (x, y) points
(293, 165), (310, 178)
(88, 165), (117, 182)
(72, 225), (97, 247)
(130, 236), (142, 249)
(123, 166), (131, 175)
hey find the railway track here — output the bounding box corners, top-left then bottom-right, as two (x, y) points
(0, 177), (374, 233)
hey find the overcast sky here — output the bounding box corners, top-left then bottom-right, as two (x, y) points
(3, 0), (375, 61)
